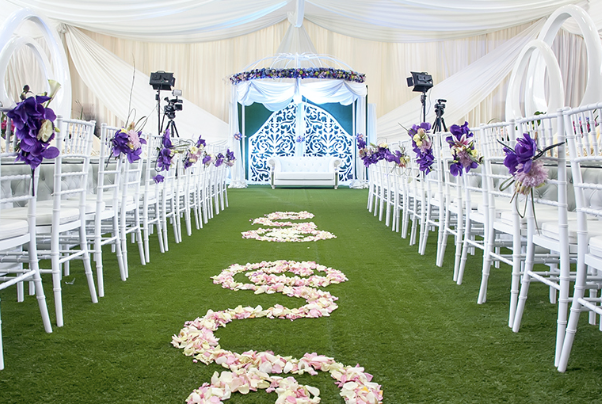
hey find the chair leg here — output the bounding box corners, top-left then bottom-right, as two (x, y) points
(80, 226), (98, 305)
(512, 237), (536, 333)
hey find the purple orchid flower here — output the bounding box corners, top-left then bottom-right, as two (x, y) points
(6, 95), (60, 170)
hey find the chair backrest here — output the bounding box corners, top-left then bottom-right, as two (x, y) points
(515, 110), (567, 213)
(477, 120), (517, 215)
(98, 124), (123, 209)
(564, 103), (602, 220)
(53, 117), (95, 209)
(424, 132), (445, 206)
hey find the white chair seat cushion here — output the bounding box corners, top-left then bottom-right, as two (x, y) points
(542, 216), (602, 244)
(38, 198), (104, 214)
(0, 217), (29, 240)
(450, 191), (482, 210)
(2, 205), (80, 225)
(498, 205), (559, 226)
(588, 235), (602, 257)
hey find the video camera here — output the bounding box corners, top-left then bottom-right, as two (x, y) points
(163, 89), (183, 120)
(434, 99), (446, 116)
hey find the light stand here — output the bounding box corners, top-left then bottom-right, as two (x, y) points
(407, 71), (433, 123)
(149, 71), (176, 135)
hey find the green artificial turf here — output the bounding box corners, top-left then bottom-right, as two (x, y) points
(1, 186), (602, 403)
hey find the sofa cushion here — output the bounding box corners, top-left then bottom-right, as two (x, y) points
(279, 157), (333, 173)
(276, 172), (334, 181)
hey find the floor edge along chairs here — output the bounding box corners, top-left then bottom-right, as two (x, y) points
(0, 139), (52, 370)
(558, 103), (602, 372)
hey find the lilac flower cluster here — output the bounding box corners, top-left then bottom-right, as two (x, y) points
(446, 121), (482, 177)
(502, 133), (548, 195)
(408, 122), (435, 175)
(230, 67), (366, 85)
(6, 95), (60, 169)
(111, 123), (147, 164)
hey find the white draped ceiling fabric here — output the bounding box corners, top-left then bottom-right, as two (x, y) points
(5, 0), (590, 42)
(1, 0), (601, 145)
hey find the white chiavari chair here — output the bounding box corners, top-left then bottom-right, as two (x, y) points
(0, 141), (52, 370)
(559, 102), (602, 372)
(35, 117), (97, 327)
(118, 139), (146, 278)
(436, 141), (464, 273)
(140, 132), (165, 263)
(366, 163), (378, 213)
(91, 124), (126, 296)
(510, 110), (583, 368)
(418, 132), (445, 255)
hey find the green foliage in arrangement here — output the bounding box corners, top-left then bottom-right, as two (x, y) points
(1, 186), (602, 403)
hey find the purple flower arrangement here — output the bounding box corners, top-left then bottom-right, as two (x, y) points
(230, 67), (366, 85)
(501, 132), (553, 196)
(225, 149), (236, 167)
(233, 132), (242, 141)
(6, 86), (61, 170)
(296, 135), (305, 143)
(153, 127), (175, 183)
(202, 153), (214, 166)
(408, 122), (435, 175)
(357, 134), (385, 167)
(356, 134), (409, 169)
(499, 132), (563, 222)
(446, 121), (482, 176)
(111, 122), (147, 164)
(214, 153), (224, 167)
(183, 135), (206, 169)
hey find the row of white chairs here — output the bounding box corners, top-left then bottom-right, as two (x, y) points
(0, 117), (230, 370)
(367, 103), (602, 372)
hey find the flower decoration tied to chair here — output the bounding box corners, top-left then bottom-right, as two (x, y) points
(6, 80), (61, 170)
(446, 121), (483, 176)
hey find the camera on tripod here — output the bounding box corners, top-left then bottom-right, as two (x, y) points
(433, 99), (447, 132)
(434, 99), (446, 115)
(163, 89), (183, 120)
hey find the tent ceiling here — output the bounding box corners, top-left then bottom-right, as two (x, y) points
(5, 0), (591, 43)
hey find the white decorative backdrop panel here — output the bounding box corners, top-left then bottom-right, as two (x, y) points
(248, 102), (353, 184)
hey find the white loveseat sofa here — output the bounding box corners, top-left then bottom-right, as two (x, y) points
(267, 156), (341, 189)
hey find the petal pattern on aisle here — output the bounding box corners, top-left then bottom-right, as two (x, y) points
(242, 211), (336, 242)
(172, 260), (383, 403)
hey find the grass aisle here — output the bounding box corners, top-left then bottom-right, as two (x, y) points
(1, 186), (602, 403)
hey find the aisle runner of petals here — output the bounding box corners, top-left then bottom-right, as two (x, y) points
(242, 211), (337, 242)
(172, 260), (383, 403)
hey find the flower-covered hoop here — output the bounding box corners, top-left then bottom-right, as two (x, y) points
(172, 260), (383, 403)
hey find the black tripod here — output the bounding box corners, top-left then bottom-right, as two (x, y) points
(161, 114), (180, 138)
(432, 99), (447, 133)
